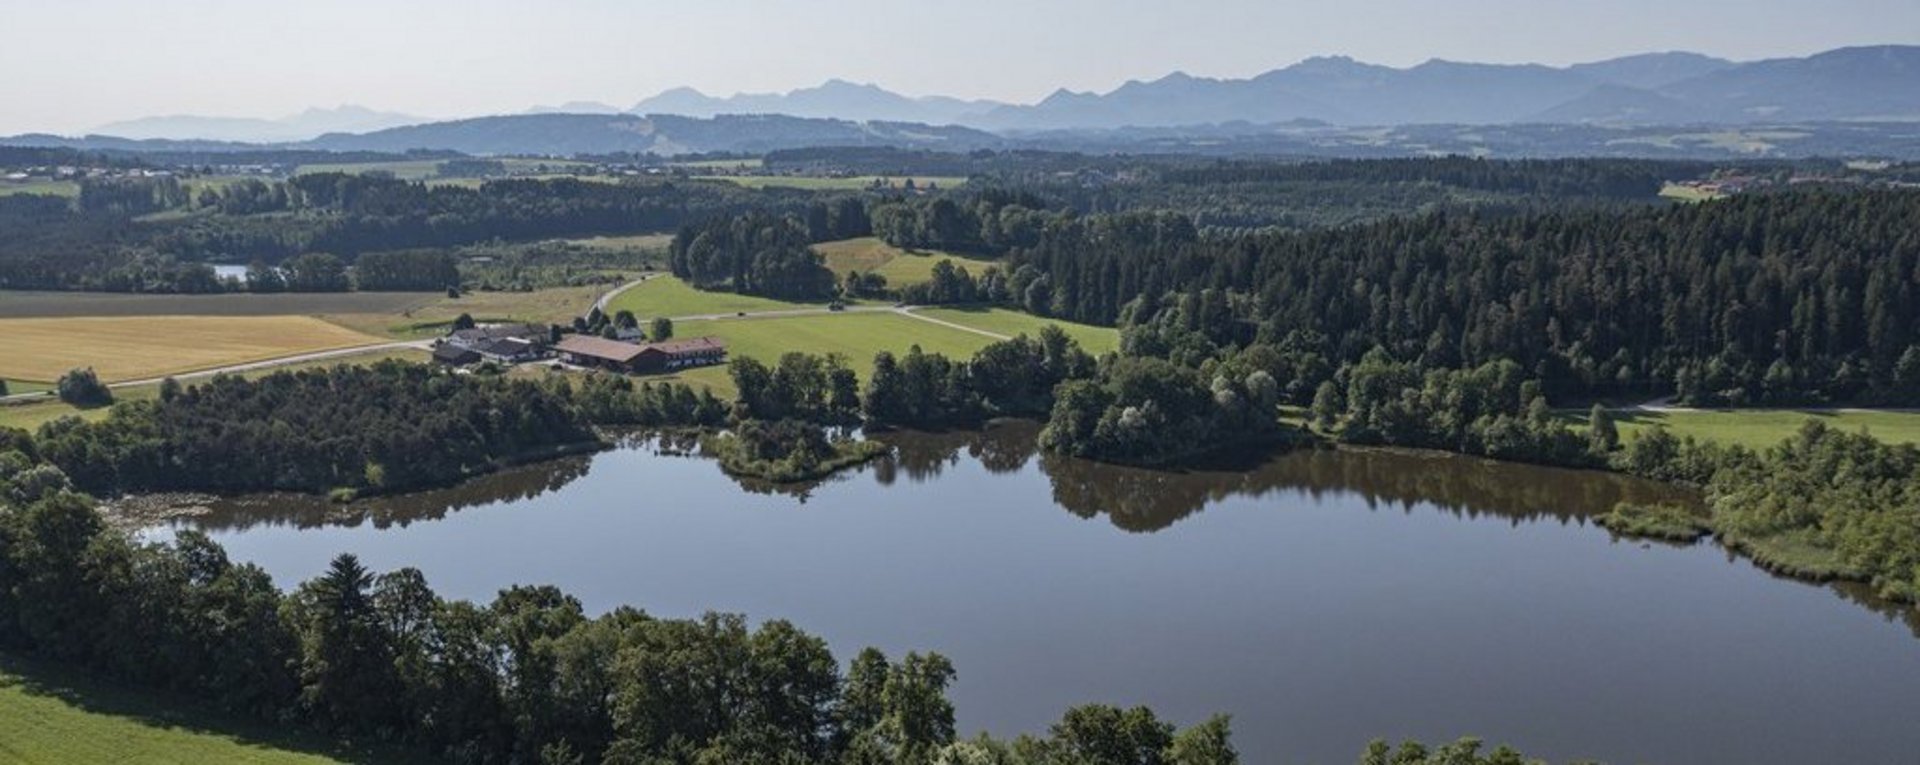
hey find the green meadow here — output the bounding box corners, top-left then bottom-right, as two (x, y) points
(1605, 408), (1920, 450)
(0, 652), (420, 765)
(913, 307), (1121, 355)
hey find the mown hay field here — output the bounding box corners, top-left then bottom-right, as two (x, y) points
(0, 315), (385, 383)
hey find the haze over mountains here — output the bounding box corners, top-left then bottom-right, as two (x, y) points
(93, 105), (424, 143)
(621, 46), (1917, 129)
(30, 45), (1920, 155)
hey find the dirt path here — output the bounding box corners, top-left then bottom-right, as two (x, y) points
(107, 340), (434, 389)
(892, 306), (1012, 340)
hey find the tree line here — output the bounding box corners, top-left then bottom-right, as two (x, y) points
(0, 173), (834, 292)
(26, 362), (727, 499)
(1002, 189), (1920, 406)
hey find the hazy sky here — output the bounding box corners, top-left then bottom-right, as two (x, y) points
(3, 0), (1914, 134)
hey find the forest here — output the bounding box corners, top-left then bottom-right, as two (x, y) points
(0, 173), (829, 292)
(1000, 189), (1920, 406)
(26, 363), (726, 498)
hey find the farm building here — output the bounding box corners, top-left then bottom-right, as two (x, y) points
(471, 337), (543, 363)
(554, 335), (647, 371)
(447, 323), (547, 349)
(553, 335), (727, 373)
(633, 337), (727, 372)
(432, 344), (482, 366)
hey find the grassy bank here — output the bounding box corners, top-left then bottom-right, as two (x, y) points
(1594, 501), (1713, 542)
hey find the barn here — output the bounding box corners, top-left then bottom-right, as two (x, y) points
(631, 337), (727, 373)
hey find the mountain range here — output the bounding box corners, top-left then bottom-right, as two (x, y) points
(631, 79), (1004, 126)
(34, 45), (1920, 156)
(971, 46), (1917, 129)
(609, 46), (1918, 129)
(93, 105), (425, 143)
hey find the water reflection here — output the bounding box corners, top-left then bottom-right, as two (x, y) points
(189, 420), (1695, 536)
(175, 420), (1918, 637)
(168, 419), (1920, 763)
(190, 453), (597, 531)
(876, 422), (1698, 533)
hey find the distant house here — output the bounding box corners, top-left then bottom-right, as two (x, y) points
(554, 335), (648, 371)
(432, 344), (482, 366)
(447, 323), (546, 350)
(613, 326), (647, 342)
(631, 337), (727, 373)
(554, 335), (727, 373)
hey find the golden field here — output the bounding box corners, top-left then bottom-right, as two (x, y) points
(0, 316), (386, 383)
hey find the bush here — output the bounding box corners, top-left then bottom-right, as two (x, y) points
(55, 368), (113, 408)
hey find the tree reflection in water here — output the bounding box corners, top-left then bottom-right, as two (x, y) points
(169, 419), (1915, 634)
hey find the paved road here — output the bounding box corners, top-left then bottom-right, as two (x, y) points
(593, 273), (657, 313)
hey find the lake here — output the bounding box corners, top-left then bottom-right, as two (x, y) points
(167, 423), (1920, 764)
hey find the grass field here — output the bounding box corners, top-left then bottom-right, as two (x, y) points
(0, 316), (385, 383)
(1600, 408), (1920, 450)
(297, 158), (588, 180)
(670, 158), (764, 170)
(323, 285), (610, 338)
(0, 290), (438, 318)
(603, 275), (836, 319)
(0, 348), (428, 432)
(0, 652), (418, 765)
(1658, 183), (1724, 202)
(679, 312), (1000, 369)
(0, 179), (80, 197)
(914, 307), (1120, 355)
(813, 237), (998, 289)
(694, 175), (966, 191)
(2, 379), (53, 397)
(565, 233), (674, 252)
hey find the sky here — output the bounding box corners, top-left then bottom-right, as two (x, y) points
(2, 0), (1915, 135)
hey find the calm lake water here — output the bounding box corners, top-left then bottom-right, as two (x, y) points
(170, 423), (1920, 764)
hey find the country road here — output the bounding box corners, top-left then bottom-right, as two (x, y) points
(108, 340), (435, 389)
(0, 340), (434, 403)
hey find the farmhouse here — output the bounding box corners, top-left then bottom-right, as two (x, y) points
(471, 337), (543, 363)
(447, 323), (546, 349)
(553, 335), (727, 373)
